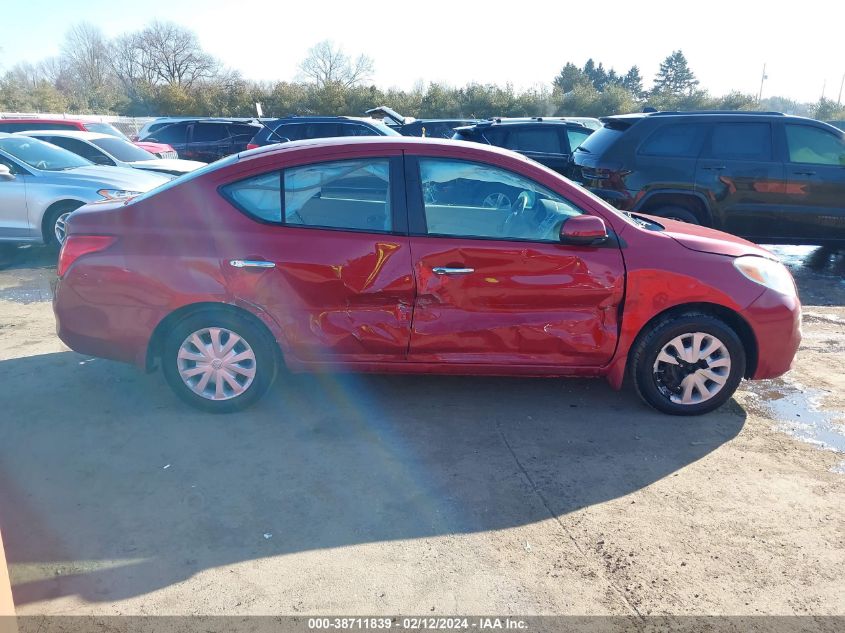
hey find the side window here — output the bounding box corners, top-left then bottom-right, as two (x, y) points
(481, 128), (508, 147)
(151, 124), (187, 145)
(419, 158), (584, 241)
(566, 128), (592, 152)
(506, 128), (562, 154)
(284, 159), (392, 232)
(303, 123), (340, 139)
(220, 172), (282, 222)
(639, 124), (707, 157)
(785, 125), (845, 166)
(46, 137), (112, 164)
(229, 124), (258, 140)
(192, 124), (229, 143)
(708, 123), (772, 160)
(271, 124), (300, 142)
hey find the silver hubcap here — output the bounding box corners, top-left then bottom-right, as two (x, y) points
(54, 212), (72, 244)
(653, 332), (731, 405)
(482, 192), (512, 209)
(177, 327), (256, 401)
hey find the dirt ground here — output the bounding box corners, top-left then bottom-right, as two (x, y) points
(0, 244), (843, 617)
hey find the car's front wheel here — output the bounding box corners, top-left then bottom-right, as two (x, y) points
(162, 311), (278, 413)
(44, 202), (83, 249)
(630, 313), (746, 415)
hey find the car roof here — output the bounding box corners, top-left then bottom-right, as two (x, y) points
(262, 116), (375, 124)
(599, 110), (839, 131)
(0, 117), (87, 124)
(454, 118), (588, 132)
(237, 135), (532, 162)
(14, 129), (113, 141)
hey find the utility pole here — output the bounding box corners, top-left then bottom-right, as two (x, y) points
(757, 63), (767, 102)
(821, 79), (826, 101)
(838, 72), (844, 106)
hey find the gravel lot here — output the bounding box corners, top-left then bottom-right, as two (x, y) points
(0, 244), (843, 617)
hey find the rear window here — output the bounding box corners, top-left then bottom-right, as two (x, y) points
(83, 122), (128, 140)
(639, 123), (707, 158)
(575, 126), (625, 157)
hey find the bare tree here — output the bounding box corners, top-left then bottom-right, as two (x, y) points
(61, 23), (113, 91)
(136, 21), (219, 87)
(299, 40), (374, 89)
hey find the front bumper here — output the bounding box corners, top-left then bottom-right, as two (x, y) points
(741, 288), (802, 380)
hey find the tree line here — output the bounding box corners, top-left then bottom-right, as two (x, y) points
(1, 21), (843, 121)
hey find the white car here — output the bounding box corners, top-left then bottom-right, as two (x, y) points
(17, 130), (206, 177)
(0, 133), (170, 247)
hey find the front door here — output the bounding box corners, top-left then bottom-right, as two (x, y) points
(0, 155), (31, 241)
(218, 153), (415, 363)
(406, 156), (625, 367)
(781, 123), (845, 242)
(695, 121), (786, 240)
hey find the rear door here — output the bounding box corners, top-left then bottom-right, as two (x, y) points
(188, 123), (231, 162)
(406, 154), (625, 367)
(218, 151), (415, 363)
(695, 121), (785, 238)
(506, 126), (571, 175)
(781, 123), (845, 242)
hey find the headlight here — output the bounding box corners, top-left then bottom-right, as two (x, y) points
(734, 255), (796, 296)
(97, 189), (141, 200)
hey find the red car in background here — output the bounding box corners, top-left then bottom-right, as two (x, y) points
(53, 137), (801, 415)
(0, 118), (177, 158)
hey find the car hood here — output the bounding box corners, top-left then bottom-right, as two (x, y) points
(636, 213), (775, 259)
(59, 165), (172, 190)
(126, 158), (206, 174)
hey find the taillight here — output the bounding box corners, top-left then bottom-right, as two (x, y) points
(246, 143), (259, 150)
(57, 235), (117, 277)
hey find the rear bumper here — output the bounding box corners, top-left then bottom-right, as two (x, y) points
(54, 277), (151, 367)
(742, 289), (802, 380)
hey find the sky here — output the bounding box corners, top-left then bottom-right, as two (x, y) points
(0, 0), (843, 104)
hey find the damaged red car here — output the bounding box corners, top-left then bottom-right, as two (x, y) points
(53, 137), (801, 415)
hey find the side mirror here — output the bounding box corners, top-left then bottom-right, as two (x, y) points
(0, 165), (14, 181)
(560, 215), (608, 245)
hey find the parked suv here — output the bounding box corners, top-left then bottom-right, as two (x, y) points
(568, 111), (845, 245)
(246, 116), (399, 149)
(141, 120), (262, 162)
(453, 118), (593, 175)
(365, 106), (477, 138)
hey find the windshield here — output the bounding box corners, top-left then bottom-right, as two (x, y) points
(0, 136), (92, 171)
(83, 122), (130, 140)
(91, 137), (156, 162)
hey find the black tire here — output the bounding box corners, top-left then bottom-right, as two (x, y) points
(650, 205), (700, 225)
(43, 202), (83, 250)
(630, 313), (746, 416)
(161, 310), (278, 413)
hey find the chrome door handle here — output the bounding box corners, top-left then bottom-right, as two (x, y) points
(432, 267), (474, 275)
(229, 260), (275, 269)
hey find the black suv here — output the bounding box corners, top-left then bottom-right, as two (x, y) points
(247, 116), (399, 149)
(568, 111), (845, 245)
(140, 119), (262, 162)
(452, 118), (593, 175)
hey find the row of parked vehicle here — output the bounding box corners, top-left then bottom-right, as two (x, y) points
(2, 107), (844, 251)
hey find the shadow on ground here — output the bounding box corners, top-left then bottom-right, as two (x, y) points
(0, 351), (746, 605)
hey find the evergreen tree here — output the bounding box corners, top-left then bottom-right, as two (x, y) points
(652, 50), (699, 96)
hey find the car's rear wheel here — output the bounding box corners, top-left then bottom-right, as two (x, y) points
(630, 313), (745, 415)
(162, 311), (277, 413)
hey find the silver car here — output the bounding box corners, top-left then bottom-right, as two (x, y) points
(0, 133), (170, 247)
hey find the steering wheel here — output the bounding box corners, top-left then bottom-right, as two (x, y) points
(35, 160), (48, 170)
(500, 191), (534, 237)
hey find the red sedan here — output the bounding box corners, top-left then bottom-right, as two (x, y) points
(53, 137), (801, 415)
